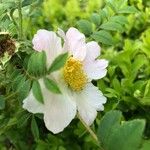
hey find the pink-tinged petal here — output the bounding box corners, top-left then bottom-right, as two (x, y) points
(84, 41), (101, 62)
(23, 92), (44, 114)
(32, 29), (62, 66)
(84, 59), (108, 80)
(65, 27), (86, 61)
(74, 83), (106, 125)
(43, 80), (76, 134)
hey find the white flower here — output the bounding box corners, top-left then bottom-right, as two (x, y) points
(23, 27), (108, 134)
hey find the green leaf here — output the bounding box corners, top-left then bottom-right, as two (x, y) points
(144, 81), (150, 97)
(17, 112), (31, 128)
(109, 16), (128, 25)
(22, 0), (37, 7)
(106, 1), (117, 13)
(107, 120), (145, 150)
(17, 80), (31, 101)
(44, 77), (61, 94)
(99, 9), (109, 21)
(0, 95), (5, 110)
(98, 110), (122, 147)
(31, 116), (39, 140)
(27, 51), (46, 77)
(91, 30), (114, 45)
(32, 80), (44, 104)
(118, 6), (138, 14)
(140, 140), (150, 150)
(100, 21), (124, 32)
(90, 13), (101, 26)
(12, 74), (26, 91)
(77, 19), (93, 35)
(11, 74), (31, 101)
(112, 78), (122, 93)
(48, 52), (68, 73)
(97, 110), (145, 150)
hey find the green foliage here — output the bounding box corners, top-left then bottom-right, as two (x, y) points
(98, 110), (145, 150)
(44, 77), (61, 94)
(32, 80), (44, 104)
(31, 116), (40, 140)
(0, 95), (5, 110)
(27, 51), (47, 77)
(77, 0), (138, 45)
(140, 140), (150, 150)
(77, 20), (93, 36)
(92, 30), (114, 45)
(48, 52), (68, 73)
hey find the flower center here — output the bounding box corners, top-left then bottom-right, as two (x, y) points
(63, 57), (87, 91)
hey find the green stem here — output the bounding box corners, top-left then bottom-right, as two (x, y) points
(77, 113), (104, 150)
(5, 92), (18, 100)
(18, 0), (23, 40)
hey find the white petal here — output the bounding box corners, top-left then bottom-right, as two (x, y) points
(85, 41), (101, 62)
(23, 92), (44, 114)
(32, 29), (62, 66)
(65, 27), (86, 61)
(84, 59), (108, 80)
(74, 83), (106, 125)
(43, 82), (76, 134)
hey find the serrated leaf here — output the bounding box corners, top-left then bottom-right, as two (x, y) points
(109, 16), (128, 25)
(12, 74), (26, 91)
(22, 0), (37, 7)
(17, 80), (31, 101)
(91, 30), (114, 45)
(17, 113), (31, 128)
(44, 77), (61, 94)
(31, 116), (39, 140)
(100, 21), (124, 32)
(77, 20), (93, 35)
(48, 52), (68, 73)
(118, 6), (138, 14)
(27, 51), (46, 77)
(32, 80), (44, 104)
(90, 13), (101, 26)
(0, 95), (5, 110)
(99, 9), (109, 21)
(106, 1), (117, 13)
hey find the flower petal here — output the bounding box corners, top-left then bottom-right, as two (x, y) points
(32, 29), (62, 66)
(65, 27), (86, 61)
(23, 92), (44, 114)
(43, 83), (76, 134)
(84, 59), (108, 80)
(85, 41), (101, 62)
(74, 83), (106, 125)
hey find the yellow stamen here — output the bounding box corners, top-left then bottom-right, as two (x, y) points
(63, 57), (87, 91)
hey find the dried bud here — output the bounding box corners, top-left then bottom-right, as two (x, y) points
(0, 32), (19, 69)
